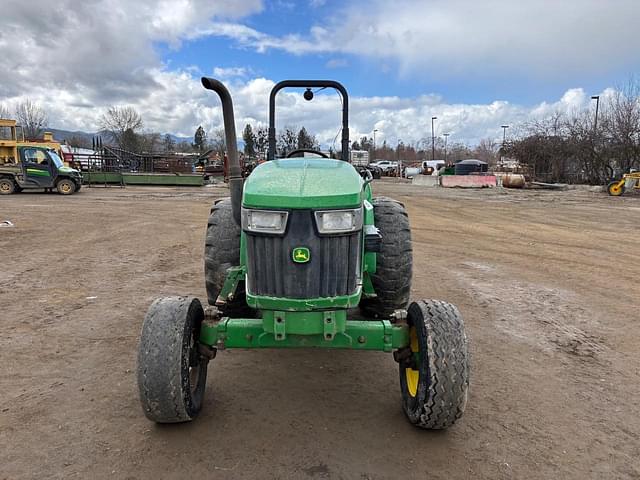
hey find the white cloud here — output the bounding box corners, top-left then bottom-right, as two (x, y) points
(0, 67), (608, 147)
(212, 67), (252, 78)
(326, 58), (349, 69)
(0, 0), (264, 102)
(199, 0), (640, 80)
(0, 0), (628, 145)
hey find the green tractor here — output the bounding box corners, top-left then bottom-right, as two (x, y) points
(137, 79), (470, 429)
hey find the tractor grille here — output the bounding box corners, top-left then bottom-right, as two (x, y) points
(245, 209), (360, 299)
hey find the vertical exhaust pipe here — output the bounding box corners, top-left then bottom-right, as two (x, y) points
(201, 77), (243, 225)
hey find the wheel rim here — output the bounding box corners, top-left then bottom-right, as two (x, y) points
(609, 182), (623, 196)
(188, 333), (201, 396)
(0, 181), (11, 193)
(60, 182), (71, 193)
(405, 326), (420, 397)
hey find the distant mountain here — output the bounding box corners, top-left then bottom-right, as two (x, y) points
(48, 128), (96, 145)
(46, 128), (192, 148)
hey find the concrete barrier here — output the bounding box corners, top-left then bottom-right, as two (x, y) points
(411, 175), (440, 187)
(441, 175), (497, 188)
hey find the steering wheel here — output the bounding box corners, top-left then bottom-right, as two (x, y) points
(286, 149), (329, 159)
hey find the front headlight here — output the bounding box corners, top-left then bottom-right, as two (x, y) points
(242, 208), (288, 234)
(314, 208), (363, 234)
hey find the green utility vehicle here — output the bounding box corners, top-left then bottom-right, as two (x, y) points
(0, 146), (82, 195)
(137, 79), (470, 429)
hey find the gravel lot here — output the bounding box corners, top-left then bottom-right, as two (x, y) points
(1, 181), (638, 479)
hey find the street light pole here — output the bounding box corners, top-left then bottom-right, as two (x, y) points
(591, 95), (600, 133)
(372, 129), (378, 161)
(431, 116), (437, 161)
(443, 133), (450, 164)
(501, 125), (509, 163)
(397, 139), (402, 177)
(501, 125), (509, 146)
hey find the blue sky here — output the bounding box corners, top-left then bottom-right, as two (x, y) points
(164, 0), (635, 105)
(1, 0), (639, 146)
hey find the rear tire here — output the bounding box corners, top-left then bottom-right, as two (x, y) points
(204, 198), (253, 317)
(399, 300), (469, 429)
(360, 197), (412, 318)
(137, 296), (208, 423)
(0, 177), (16, 195)
(56, 178), (76, 195)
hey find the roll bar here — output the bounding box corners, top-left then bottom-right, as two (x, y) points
(268, 80), (349, 161)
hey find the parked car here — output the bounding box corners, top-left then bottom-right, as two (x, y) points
(370, 160), (398, 173)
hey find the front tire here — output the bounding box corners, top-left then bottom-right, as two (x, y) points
(137, 296), (208, 423)
(0, 177), (16, 195)
(399, 300), (469, 429)
(56, 178), (76, 195)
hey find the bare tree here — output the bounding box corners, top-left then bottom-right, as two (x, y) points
(99, 106), (143, 152)
(277, 126), (298, 156)
(163, 134), (176, 152)
(66, 135), (92, 149)
(604, 78), (640, 174)
(0, 103), (10, 119)
(175, 141), (194, 153)
(474, 138), (499, 164)
(209, 129), (226, 158)
(140, 132), (162, 153)
(15, 99), (49, 139)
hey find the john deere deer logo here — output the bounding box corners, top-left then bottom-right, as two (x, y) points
(292, 247), (310, 263)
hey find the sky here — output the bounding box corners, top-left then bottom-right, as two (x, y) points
(1, 0), (638, 147)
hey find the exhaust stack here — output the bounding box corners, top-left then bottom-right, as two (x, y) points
(201, 77), (243, 226)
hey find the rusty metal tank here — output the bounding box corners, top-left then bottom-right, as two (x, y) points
(501, 173), (526, 188)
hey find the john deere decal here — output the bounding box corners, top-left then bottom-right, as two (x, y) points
(292, 247), (310, 263)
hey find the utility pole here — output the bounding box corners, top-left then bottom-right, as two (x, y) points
(431, 116), (437, 161)
(443, 133), (450, 164)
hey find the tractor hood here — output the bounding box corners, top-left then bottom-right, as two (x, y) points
(243, 158), (364, 209)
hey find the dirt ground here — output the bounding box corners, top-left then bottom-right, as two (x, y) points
(1, 180), (639, 479)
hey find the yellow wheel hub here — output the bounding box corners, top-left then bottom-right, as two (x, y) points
(0, 183), (10, 192)
(405, 326), (420, 397)
(608, 182), (624, 196)
(61, 183), (71, 193)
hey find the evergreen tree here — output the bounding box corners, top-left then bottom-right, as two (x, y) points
(242, 124), (256, 157)
(193, 125), (207, 153)
(297, 127), (318, 150)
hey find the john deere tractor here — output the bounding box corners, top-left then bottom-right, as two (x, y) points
(137, 79), (470, 429)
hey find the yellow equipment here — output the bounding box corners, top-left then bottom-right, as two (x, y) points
(607, 171), (640, 196)
(0, 119), (21, 164)
(0, 118), (65, 165)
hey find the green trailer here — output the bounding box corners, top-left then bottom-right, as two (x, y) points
(83, 171), (204, 186)
(137, 79), (470, 429)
